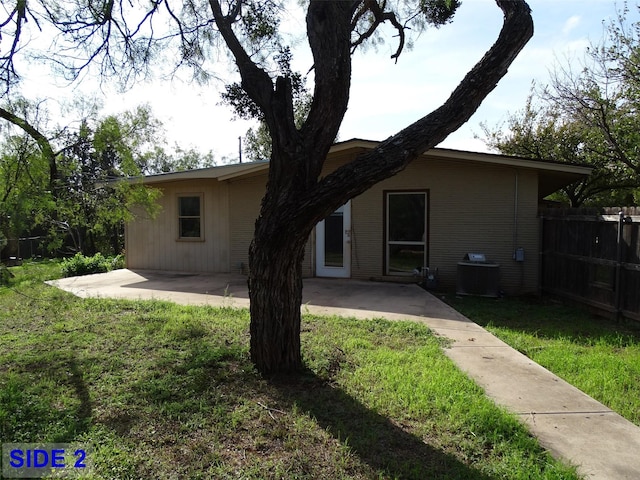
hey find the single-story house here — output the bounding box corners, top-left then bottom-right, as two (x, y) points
(125, 139), (591, 295)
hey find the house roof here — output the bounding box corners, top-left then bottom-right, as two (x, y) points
(329, 139), (593, 198)
(132, 159), (270, 184)
(132, 138), (592, 198)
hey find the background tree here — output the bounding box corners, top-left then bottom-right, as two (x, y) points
(1, 0), (533, 374)
(481, 93), (639, 207)
(0, 130), (52, 258)
(482, 3), (640, 207)
(222, 47), (313, 162)
(0, 98), (62, 257)
(241, 93), (312, 162)
(0, 96), (218, 259)
(147, 145), (217, 173)
(0, 101), (169, 256)
(53, 105), (166, 254)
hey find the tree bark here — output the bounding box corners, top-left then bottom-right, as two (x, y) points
(232, 0), (354, 375)
(248, 188), (312, 374)
(236, 0), (533, 376)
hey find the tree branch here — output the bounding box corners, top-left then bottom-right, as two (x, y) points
(208, 0), (275, 124)
(0, 107), (58, 193)
(593, 102), (640, 174)
(304, 0), (534, 224)
(350, 0), (405, 60)
(300, 1), (356, 183)
(0, 1), (39, 95)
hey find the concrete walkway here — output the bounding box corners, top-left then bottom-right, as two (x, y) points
(49, 269), (640, 479)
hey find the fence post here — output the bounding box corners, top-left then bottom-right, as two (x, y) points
(538, 214), (544, 296)
(615, 211), (624, 320)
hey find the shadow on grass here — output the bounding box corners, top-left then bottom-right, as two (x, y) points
(270, 371), (495, 480)
(2, 355), (93, 443)
(104, 336), (497, 479)
(66, 358), (92, 426)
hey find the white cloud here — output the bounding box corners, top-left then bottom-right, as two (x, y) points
(563, 15), (582, 36)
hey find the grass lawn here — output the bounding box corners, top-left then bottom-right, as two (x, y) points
(448, 294), (640, 427)
(0, 261), (580, 479)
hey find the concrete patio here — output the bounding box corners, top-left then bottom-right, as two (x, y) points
(49, 269), (640, 479)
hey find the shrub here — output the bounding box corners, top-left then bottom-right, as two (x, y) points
(111, 254), (125, 270)
(0, 264), (13, 285)
(61, 253), (124, 278)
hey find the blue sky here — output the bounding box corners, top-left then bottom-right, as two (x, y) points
(343, 0), (623, 153)
(19, 0), (629, 161)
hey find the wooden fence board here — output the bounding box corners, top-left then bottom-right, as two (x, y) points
(540, 209), (640, 322)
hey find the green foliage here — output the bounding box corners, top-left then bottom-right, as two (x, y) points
(242, 88), (312, 161)
(481, 93), (639, 207)
(149, 146), (217, 173)
(240, 0), (280, 44)
(0, 107), (55, 238)
(482, 5), (640, 207)
(0, 100), (175, 256)
(243, 91), (312, 161)
(1, 259), (62, 287)
(244, 123), (272, 162)
(222, 45), (309, 126)
(0, 264), (12, 285)
(420, 0), (462, 26)
(60, 252), (124, 277)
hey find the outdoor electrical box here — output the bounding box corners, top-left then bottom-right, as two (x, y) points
(514, 248), (525, 262)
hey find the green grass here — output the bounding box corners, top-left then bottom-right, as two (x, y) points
(0, 261), (580, 479)
(448, 295), (640, 426)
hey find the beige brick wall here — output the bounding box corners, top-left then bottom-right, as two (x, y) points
(228, 175), (264, 275)
(227, 173), (314, 277)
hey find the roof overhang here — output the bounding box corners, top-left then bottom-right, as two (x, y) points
(126, 160), (269, 185)
(326, 139), (592, 200)
(419, 146), (593, 199)
(128, 138), (592, 199)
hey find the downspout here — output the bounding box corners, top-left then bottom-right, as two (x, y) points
(513, 170), (524, 292)
(311, 226), (316, 277)
(513, 170), (518, 255)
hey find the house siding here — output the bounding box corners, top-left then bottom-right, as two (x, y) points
(126, 179), (230, 272)
(227, 173), (314, 277)
(228, 175), (264, 275)
(126, 151), (551, 295)
(341, 158), (539, 294)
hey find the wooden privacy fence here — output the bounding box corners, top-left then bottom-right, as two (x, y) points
(540, 207), (640, 322)
(1, 236), (48, 261)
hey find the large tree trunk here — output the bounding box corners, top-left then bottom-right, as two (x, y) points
(230, 0), (533, 376)
(248, 199), (310, 375)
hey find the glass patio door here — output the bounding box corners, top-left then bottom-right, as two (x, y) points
(316, 201), (351, 278)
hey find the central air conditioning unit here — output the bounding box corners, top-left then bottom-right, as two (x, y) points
(456, 253), (500, 297)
